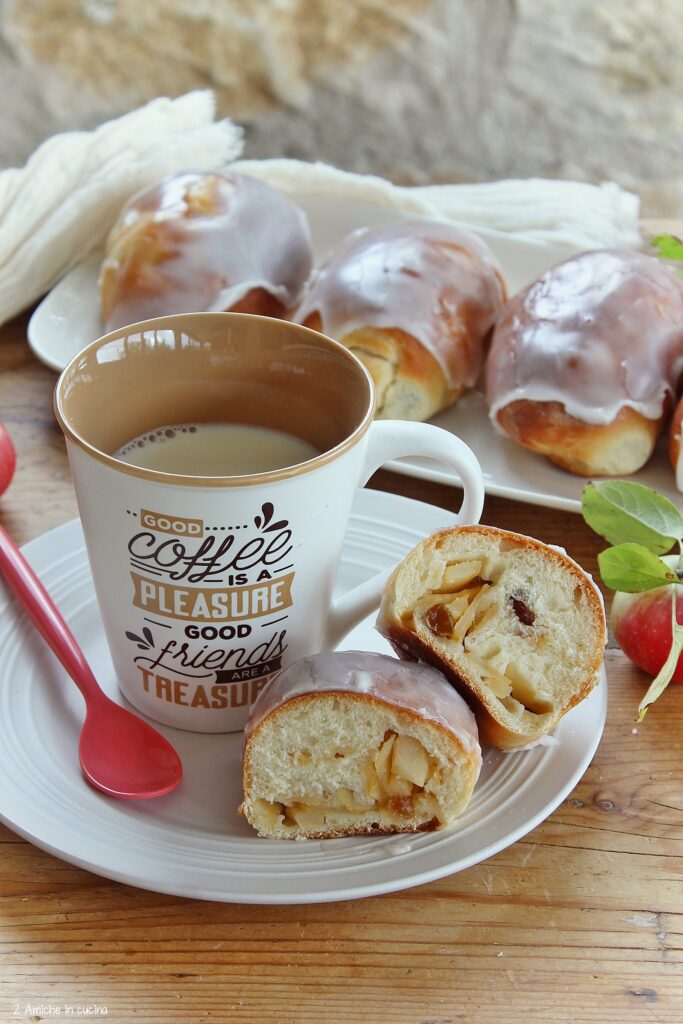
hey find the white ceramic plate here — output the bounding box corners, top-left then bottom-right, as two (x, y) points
(27, 193), (678, 513)
(0, 488), (605, 904)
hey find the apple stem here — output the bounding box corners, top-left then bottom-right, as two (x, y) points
(637, 585), (683, 722)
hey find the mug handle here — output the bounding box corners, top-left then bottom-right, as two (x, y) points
(323, 420), (484, 648)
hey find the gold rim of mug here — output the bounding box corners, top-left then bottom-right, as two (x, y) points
(54, 312), (377, 488)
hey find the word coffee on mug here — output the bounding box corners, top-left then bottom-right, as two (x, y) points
(55, 313), (484, 732)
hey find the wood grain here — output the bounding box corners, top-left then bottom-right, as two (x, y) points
(1, 313), (682, 1023)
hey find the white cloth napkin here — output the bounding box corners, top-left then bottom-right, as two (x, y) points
(0, 91), (243, 328)
(233, 158), (641, 251)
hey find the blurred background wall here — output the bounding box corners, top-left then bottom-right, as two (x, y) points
(2, 0), (682, 214)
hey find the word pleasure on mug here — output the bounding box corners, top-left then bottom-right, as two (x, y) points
(123, 502), (294, 710)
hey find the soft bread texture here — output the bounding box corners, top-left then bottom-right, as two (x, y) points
(240, 651), (481, 840)
(486, 249), (683, 477)
(377, 525), (606, 749)
(295, 221), (507, 422)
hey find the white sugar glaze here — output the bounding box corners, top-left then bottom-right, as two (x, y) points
(101, 171), (313, 330)
(486, 249), (683, 427)
(294, 221), (506, 389)
(244, 650), (481, 766)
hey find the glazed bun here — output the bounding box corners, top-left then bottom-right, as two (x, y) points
(377, 525), (606, 750)
(100, 171), (313, 331)
(240, 650), (481, 840)
(486, 249), (683, 476)
(295, 221), (507, 422)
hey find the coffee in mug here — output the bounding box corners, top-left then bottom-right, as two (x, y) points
(55, 313), (484, 733)
(115, 423), (320, 476)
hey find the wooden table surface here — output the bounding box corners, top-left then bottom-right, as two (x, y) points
(0, 309), (681, 1024)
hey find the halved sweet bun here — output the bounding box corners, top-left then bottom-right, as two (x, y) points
(100, 171), (313, 331)
(486, 249), (683, 477)
(240, 651), (481, 840)
(377, 526), (606, 750)
(295, 221), (507, 422)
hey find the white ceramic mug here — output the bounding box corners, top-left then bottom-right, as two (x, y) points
(55, 313), (484, 732)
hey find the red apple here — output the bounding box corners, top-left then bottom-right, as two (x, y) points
(0, 421), (15, 497)
(611, 556), (683, 682)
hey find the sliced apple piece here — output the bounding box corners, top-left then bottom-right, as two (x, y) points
(391, 734), (432, 788)
(385, 773), (413, 797)
(415, 792), (442, 822)
(285, 802), (326, 830)
(253, 798), (285, 829)
(361, 757), (382, 800)
(436, 559), (483, 592)
(335, 787), (375, 812)
(374, 732), (396, 790)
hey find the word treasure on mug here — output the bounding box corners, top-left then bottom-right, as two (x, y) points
(55, 312), (484, 732)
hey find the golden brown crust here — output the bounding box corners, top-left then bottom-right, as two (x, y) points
(302, 315), (455, 420)
(100, 215), (161, 325)
(379, 524), (606, 749)
(344, 325), (455, 419)
(228, 286), (288, 319)
(301, 310), (323, 332)
(495, 399), (663, 476)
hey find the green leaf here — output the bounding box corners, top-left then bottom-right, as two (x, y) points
(582, 480), (683, 553)
(637, 636), (682, 721)
(637, 595), (683, 722)
(651, 233), (683, 261)
(597, 544), (678, 593)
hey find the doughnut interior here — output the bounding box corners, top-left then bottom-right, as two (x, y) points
(242, 691), (479, 839)
(377, 526), (606, 749)
(240, 651), (481, 840)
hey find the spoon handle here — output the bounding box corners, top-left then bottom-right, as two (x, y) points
(0, 525), (103, 705)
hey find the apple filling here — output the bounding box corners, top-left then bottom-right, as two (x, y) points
(251, 731), (444, 833)
(411, 557), (554, 718)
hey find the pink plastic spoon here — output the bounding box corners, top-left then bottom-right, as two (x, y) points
(0, 428), (182, 799)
